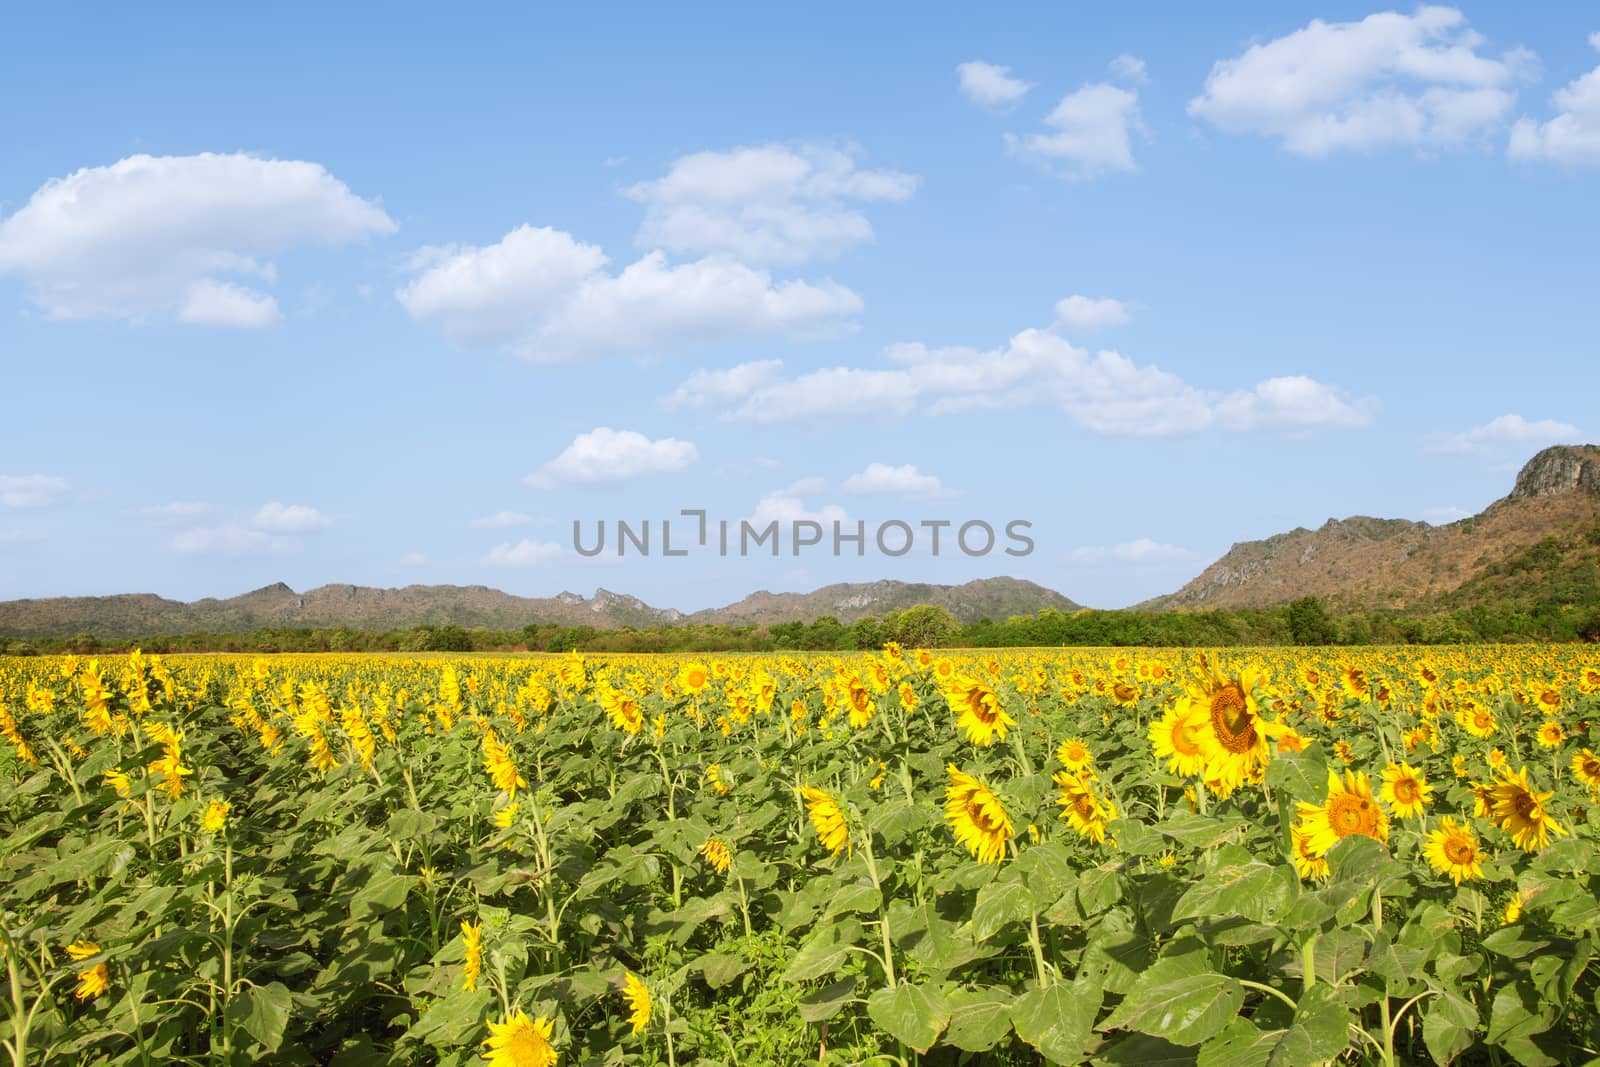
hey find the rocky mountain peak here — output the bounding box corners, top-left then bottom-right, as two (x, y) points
(1509, 445), (1600, 501)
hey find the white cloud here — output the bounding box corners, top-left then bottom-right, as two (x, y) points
(674, 308), (1374, 435)
(399, 551), (428, 566)
(841, 463), (947, 498)
(394, 225), (608, 348)
(0, 152), (394, 323)
(1054, 294), (1131, 331)
(0, 474), (69, 508)
(663, 358), (785, 410)
(470, 511), (539, 529)
(1189, 7), (1526, 156)
(251, 501), (333, 532)
(1424, 413), (1582, 455)
(1109, 54), (1149, 83)
(176, 279), (282, 328)
(1073, 538), (1193, 563)
(172, 525), (295, 556)
(625, 144), (917, 265)
(1421, 505), (1471, 523)
(958, 61), (1034, 106)
(747, 490), (848, 529)
(398, 229), (861, 361)
(1009, 83), (1144, 176)
(484, 539), (562, 567)
(1509, 34), (1600, 164)
(526, 427), (698, 488)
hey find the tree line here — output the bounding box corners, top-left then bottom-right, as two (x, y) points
(2, 596), (1596, 655)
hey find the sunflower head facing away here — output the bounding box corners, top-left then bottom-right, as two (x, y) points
(799, 786), (851, 858)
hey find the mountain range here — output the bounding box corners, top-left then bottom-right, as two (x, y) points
(1, 445), (1595, 638)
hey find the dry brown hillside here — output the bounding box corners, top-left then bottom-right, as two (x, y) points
(1149, 444), (1600, 611)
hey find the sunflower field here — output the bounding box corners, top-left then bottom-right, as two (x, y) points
(3, 646), (1600, 1066)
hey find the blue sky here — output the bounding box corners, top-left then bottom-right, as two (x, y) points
(1, 4), (1596, 611)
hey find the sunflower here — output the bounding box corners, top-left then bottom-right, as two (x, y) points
(1572, 748), (1600, 793)
(481, 730), (526, 796)
(705, 763), (731, 795)
(1188, 658), (1282, 792)
(1503, 893), (1524, 925)
(945, 676), (1015, 746)
(1489, 767), (1567, 852)
(1532, 683), (1562, 715)
(1536, 721), (1565, 748)
(1423, 817), (1484, 885)
(898, 682), (919, 711)
(1379, 762), (1433, 819)
(1457, 703), (1497, 739)
(1295, 769), (1389, 856)
(1148, 700), (1208, 777)
(493, 803), (520, 829)
(945, 765), (1014, 864)
(799, 786), (851, 857)
(676, 663), (711, 697)
(460, 920), (484, 991)
(1108, 681), (1142, 708)
(201, 799), (231, 833)
(700, 838), (732, 875)
(842, 675), (876, 729)
(1290, 824), (1329, 881)
(482, 1010), (558, 1067)
(1056, 737), (1094, 772)
(1053, 770), (1115, 844)
(622, 973), (651, 1034)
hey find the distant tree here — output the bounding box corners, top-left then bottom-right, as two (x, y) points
(850, 617), (886, 650)
(892, 604), (960, 648)
(1579, 612), (1600, 644)
(1286, 596), (1338, 645)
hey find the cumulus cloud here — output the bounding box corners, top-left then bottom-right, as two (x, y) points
(663, 359), (786, 410)
(1072, 538), (1193, 563)
(483, 539), (562, 567)
(525, 428), (698, 488)
(397, 228), (861, 361)
(1009, 83), (1144, 176)
(1054, 294), (1131, 331)
(841, 463), (947, 497)
(0, 474), (69, 508)
(668, 310), (1375, 436)
(1109, 55), (1149, 83)
(173, 525), (294, 556)
(958, 61), (1034, 106)
(0, 152), (394, 324)
(625, 144), (917, 265)
(747, 490), (848, 530)
(1424, 413), (1582, 455)
(1189, 7), (1528, 156)
(177, 279), (282, 327)
(1509, 34), (1600, 164)
(252, 502), (333, 532)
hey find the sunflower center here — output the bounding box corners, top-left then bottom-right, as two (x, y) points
(1328, 794), (1377, 837)
(1393, 778), (1418, 804)
(1113, 683), (1137, 702)
(1582, 757), (1600, 779)
(1209, 685), (1255, 751)
(1443, 837), (1475, 865)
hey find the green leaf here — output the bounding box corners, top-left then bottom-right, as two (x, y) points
(694, 951), (749, 990)
(972, 875), (1035, 940)
(866, 982), (950, 1054)
(1157, 811), (1241, 849)
(227, 981), (294, 1053)
(1422, 988), (1478, 1066)
(407, 985), (493, 1048)
(1171, 860), (1297, 925)
(782, 918), (861, 983)
(1263, 744), (1328, 803)
(1013, 975), (1103, 1064)
(348, 871), (411, 919)
(1101, 956), (1242, 1046)
(1078, 865), (1123, 916)
(943, 987), (1014, 1052)
(824, 881), (881, 919)
(797, 976), (856, 1023)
